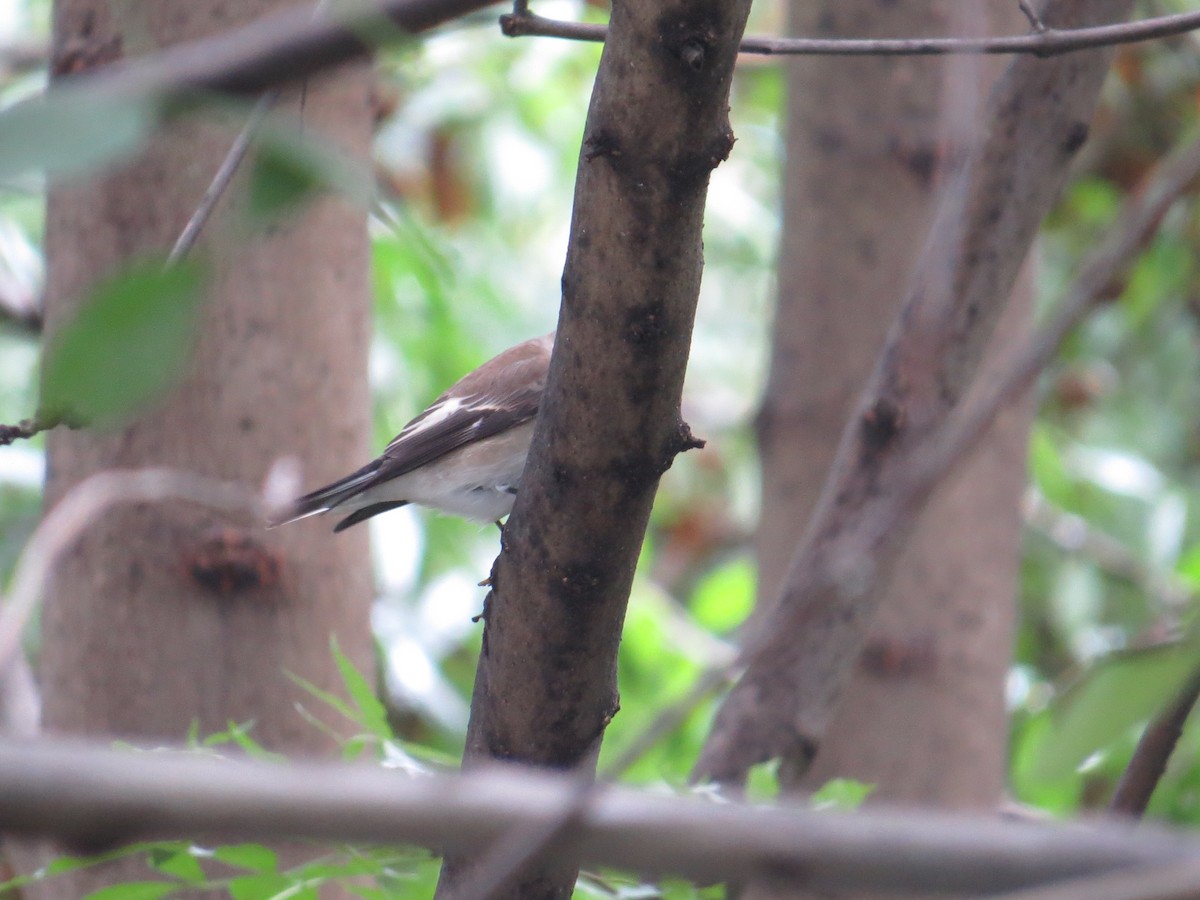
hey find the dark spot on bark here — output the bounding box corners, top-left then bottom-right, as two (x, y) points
(584, 129), (621, 162)
(860, 633), (937, 679)
(681, 40), (706, 71)
(906, 146), (937, 185)
(555, 561), (607, 604)
(625, 300), (668, 346)
(238, 417), (254, 432)
(656, 4), (722, 76)
(185, 527), (281, 596)
(886, 133), (938, 186)
(859, 398), (904, 459)
(610, 450), (666, 493)
(814, 127), (843, 154)
(1062, 121), (1089, 156)
(550, 463), (576, 496)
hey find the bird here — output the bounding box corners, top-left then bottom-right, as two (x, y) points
(272, 332), (554, 532)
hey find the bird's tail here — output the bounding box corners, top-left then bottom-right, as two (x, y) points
(267, 459), (384, 528)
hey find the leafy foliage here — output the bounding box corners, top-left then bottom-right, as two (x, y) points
(39, 262), (206, 427)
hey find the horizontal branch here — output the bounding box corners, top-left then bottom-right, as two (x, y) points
(48, 0), (498, 103)
(2, 739), (1200, 895)
(501, 8), (1200, 57)
(13, 0), (1200, 140)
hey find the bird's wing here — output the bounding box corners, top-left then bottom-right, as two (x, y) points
(373, 333), (552, 481)
(373, 383), (541, 481)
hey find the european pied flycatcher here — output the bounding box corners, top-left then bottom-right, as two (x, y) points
(274, 332), (553, 531)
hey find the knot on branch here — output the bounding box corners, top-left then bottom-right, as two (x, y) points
(656, 11), (720, 77)
(185, 527), (281, 596)
(1061, 121), (1089, 156)
(858, 397), (904, 460)
(673, 421), (706, 455)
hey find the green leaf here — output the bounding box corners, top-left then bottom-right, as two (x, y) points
(286, 671), (359, 725)
(225, 721), (288, 763)
(147, 846), (205, 883)
(84, 882), (177, 900)
(40, 262), (206, 427)
(1028, 425), (1072, 506)
(811, 778), (875, 812)
(0, 89), (156, 182)
(246, 126), (371, 224)
(690, 557), (755, 633)
(332, 637), (392, 740)
(1027, 639), (1200, 782)
(212, 844), (278, 874)
(745, 758), (780, 803)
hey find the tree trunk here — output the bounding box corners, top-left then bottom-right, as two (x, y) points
(35, 0), (374, 893)
(755, 1), (1032, 810)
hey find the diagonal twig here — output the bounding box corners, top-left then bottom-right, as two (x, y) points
(1109, 666), (1200, 818)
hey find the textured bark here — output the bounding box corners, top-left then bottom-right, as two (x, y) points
(36, 0), (373, 894)
(435, 0), (753, 896)
(753, 2), (1031, 813)
(695, 0), (1136, 787)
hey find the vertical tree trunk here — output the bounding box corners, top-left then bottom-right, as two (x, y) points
(35, 0), (374, 893)
(755, 0), (1032, 810)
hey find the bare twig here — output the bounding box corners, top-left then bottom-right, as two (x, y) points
(1018, 1), (1049, 34)
(167, 89), (280, 264)
(17, 0), (497, 114)
(500, 8), (1200, 57)
(0, 416), (53, 447)
(2, 739), (1200, 895)
(0, 469), (257, 677)
(166, 0), (336, 264)
(1109, 666), (1200, 818)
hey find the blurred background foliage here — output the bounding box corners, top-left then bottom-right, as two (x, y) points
(2, 0), (1200, 843)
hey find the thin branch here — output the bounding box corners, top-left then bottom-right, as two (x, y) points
(0, 416), (53, 447)
(167, 0), (335, 263)
(38, 0), (497, 106)
(1109, 666), (1200, 818)
(2, 739), (1200, 895)
(500, 8), (1200, 57)
(0, 469), (258, 678)
(1018, 1), (1050, 34)
(167, 88), (280, 264)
